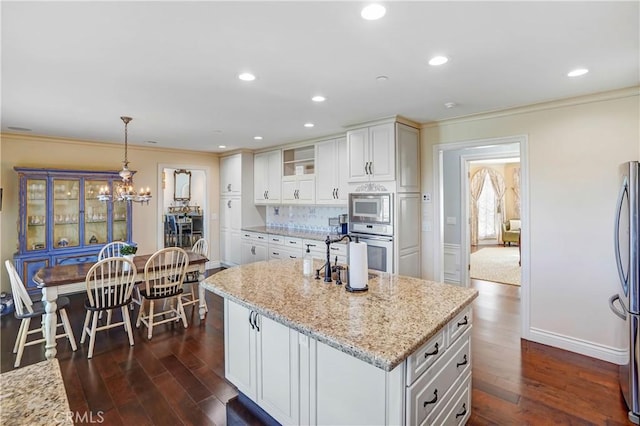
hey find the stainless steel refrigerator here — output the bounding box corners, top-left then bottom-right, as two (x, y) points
(610, 161), (640, 424)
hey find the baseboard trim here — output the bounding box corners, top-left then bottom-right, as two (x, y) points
(528, 327), (627, 365)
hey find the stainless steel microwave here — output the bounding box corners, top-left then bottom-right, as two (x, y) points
(348, 192), (393, 236)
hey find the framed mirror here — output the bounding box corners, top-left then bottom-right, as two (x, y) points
(173, 169), (191, 202)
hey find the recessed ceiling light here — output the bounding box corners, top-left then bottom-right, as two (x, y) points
(311, 95), (326, 102)
(361, 4), (386, 20)
(7, 126), (32, 131)
(376, 75), (389, 81)
(304, 123), (314, 128)
(444, 102), (457, 109)
(238, 72), (256, 81)
(567, 68), (589, 77)
(429, 56), (449, 66)
(218, 145), (227, 149)
(254, 136), (263, 140)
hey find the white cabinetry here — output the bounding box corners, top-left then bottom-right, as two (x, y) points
(224, 297), (473, 425)
(346, 121), (420, 193)
(315, 137), (348, 205)
(281, 145), (315, 204)
(281, 175), (315, 204)
(220, 153), (242, 195)
(397, 193), (421, 278)
(347, 123), (395, 183)
(241, 231), (268, 264)
(224, 299), (300, 425)
(220, 152), (265, 267)
(254, 150), (282, 204)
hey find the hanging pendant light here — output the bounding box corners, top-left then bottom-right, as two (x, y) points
(98, 116), (152, 204)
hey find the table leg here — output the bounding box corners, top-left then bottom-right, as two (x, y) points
(42, 286), (59, 360)
(198, 271), (207, 320)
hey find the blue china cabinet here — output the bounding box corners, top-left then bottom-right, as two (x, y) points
(13, 167), (133, 294)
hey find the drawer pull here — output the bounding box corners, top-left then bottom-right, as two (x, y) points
(457, 315), (468, 327)
(423, 389), (438, 407)
(424, 342), (439, 358)
(456, 354), (468, 368)
(455, 403), (467, 418)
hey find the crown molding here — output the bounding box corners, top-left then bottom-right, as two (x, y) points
(0, 132), (218, 156)
(421, 86), (640, 129)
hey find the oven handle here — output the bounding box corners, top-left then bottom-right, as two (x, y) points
(350, 233), (393, 242)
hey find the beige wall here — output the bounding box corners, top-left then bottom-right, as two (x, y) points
(422, 87), (640, 361)
(1, 134), (220, 292)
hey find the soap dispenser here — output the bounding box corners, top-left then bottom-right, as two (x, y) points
(303, 244), (313, 276)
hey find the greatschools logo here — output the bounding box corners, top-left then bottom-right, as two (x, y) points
(54, 411), (105, 424)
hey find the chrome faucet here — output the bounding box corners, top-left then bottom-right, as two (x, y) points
(321, 234), (352, 283)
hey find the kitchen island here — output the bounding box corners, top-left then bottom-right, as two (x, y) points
(201, 259), (478, 425)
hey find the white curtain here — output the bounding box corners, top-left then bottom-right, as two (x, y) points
(470, 167), (507, 245)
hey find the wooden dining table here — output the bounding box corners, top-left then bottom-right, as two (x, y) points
(33, 251), (209, 360)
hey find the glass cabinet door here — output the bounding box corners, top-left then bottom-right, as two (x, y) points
(53, 178), (80, 248)
(85, 180), (109, 245)
(26, 178), (47, 251)
(113, 200), (129, 241)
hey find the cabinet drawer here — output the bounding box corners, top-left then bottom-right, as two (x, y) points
(427, 373), (471, 426)
(328, 243), (347, 257)
(448, 307), (472, 345)
(242, 231), (268, 242)
(269, 235), (284, 245)
(284, 237), (302, 250)
(406, 330), (446, 386)
(406, 330), (471, 426)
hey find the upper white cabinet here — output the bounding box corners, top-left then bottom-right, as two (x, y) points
(396, 125), (421, 193)
(220, 153), (242, 195)
(281, 145), (315, 204)
(254, 150), (282, 204)
(315, 137), (348, 205)
(346, 121), (420, 192)
(347, 123), (395, 183)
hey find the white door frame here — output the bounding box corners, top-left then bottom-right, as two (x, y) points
(433, 134), (530, 340)
(157, 163), (211, 264)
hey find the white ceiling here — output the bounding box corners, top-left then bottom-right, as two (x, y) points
(2, 1), (638, 153)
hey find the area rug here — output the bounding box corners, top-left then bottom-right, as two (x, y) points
(470, 247), (521, 286)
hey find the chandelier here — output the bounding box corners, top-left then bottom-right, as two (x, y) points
(97, 116), (152, 204)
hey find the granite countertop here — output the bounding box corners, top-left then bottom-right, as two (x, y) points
(202, 259), (478, 371)
(241, 226), (346, 243)
(0, 359), (72, 425)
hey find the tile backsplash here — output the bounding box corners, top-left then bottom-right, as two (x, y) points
(266, 205), (347, 233)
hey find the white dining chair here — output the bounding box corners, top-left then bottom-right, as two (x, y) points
(97, 241), (129, 260)
(81, 256), (137, 358)
(5, 260), (77, 367)
(136, 247), (189, 339)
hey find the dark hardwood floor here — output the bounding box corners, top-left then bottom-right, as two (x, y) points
(0, 272), (632, 425)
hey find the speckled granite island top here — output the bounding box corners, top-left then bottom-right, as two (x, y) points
(202, 259), (478, 371)
(0, 359), (72, 425)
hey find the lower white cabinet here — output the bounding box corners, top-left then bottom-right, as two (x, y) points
(225, 299), (300, 425)
(241, 232), (268, 264)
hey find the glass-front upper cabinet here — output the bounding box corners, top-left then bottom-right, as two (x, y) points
(53, 178), (80, 249)
(26, 178), (48, 252)
(85, 180), (109, 245)
(14, 168), (133, 292)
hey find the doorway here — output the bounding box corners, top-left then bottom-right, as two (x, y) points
(156, 164), (211, 254)
(433, 135), (530, 339)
